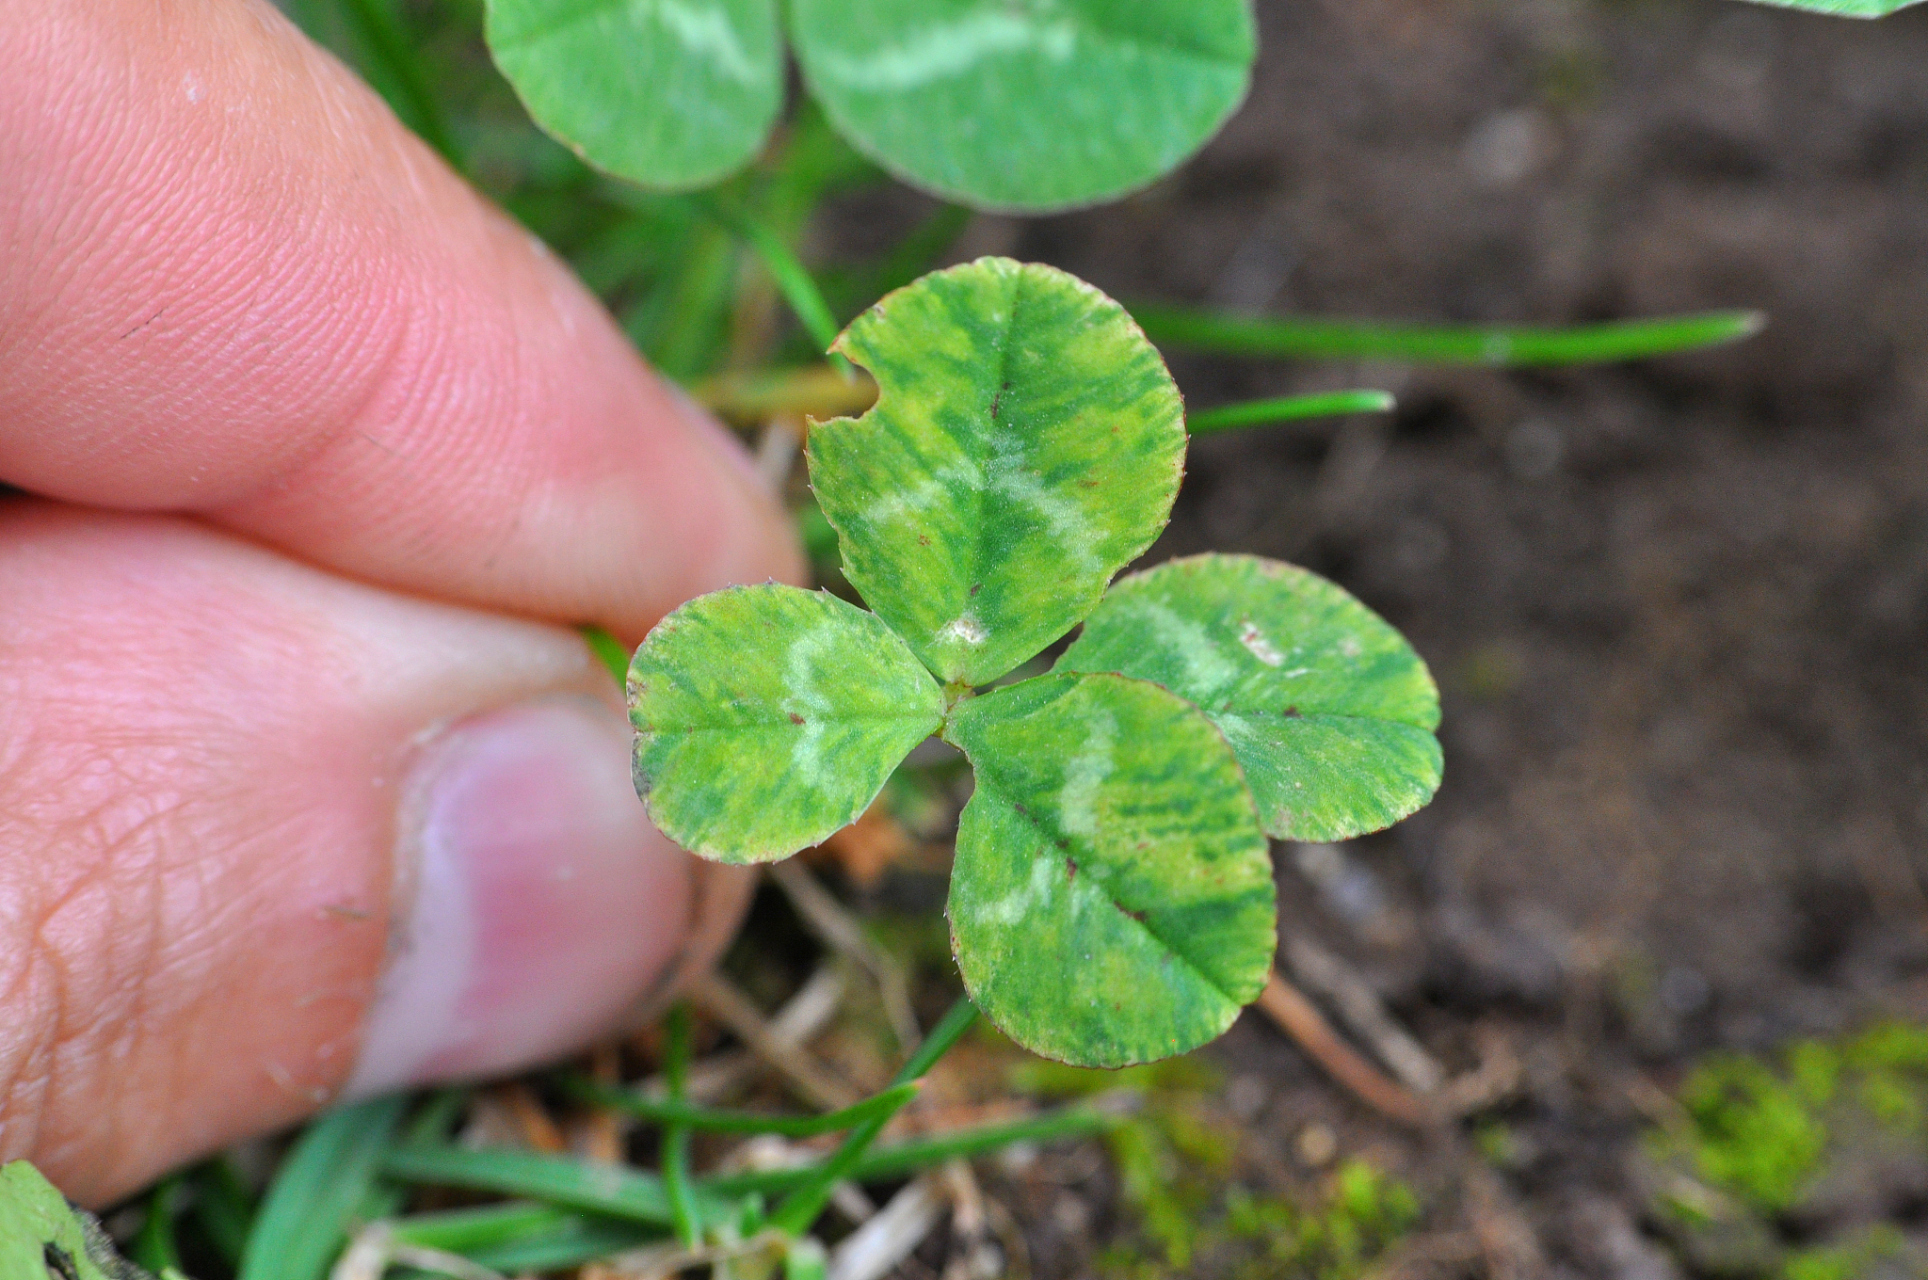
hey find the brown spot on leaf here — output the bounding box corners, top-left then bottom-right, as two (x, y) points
(970, 582), (983, 596)
(1066, 857), (1079, 881)
(1114, 901), (1148, 924)
(987, 379), (1013, 421)
(788, 713), (806, 725)
(1284, 705), (1302, 718)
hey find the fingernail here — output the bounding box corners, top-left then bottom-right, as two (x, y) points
(346, 697), (691, 1096)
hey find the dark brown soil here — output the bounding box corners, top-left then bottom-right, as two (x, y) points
(827, 1), (1928, 1275)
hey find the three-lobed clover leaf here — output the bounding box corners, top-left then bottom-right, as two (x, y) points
(1058, 554), (1442, 843)
(483, 0), (1258, 211)
(627, 257), (1442, 1067)
(809, 257), (1184, 687)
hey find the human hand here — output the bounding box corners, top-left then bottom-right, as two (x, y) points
(0, 0), (801, 1205)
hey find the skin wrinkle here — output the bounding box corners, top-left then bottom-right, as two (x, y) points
(3, 2), (801, 642)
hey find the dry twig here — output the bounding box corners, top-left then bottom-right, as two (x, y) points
(1255, 968), (1433, 1128)
(331, 1223), (509, 1280)
(570, 1043), (626, 1163)
(1284, 935), (1444, 1095)
(771, 859), (921, 1050)
(493, 1082), (566, 1153)
(679, 965), (847, 1103)
(690, 970), (862, 1110)
(587, 1230), (789, 1280)
(828, 1176), (947, 1280)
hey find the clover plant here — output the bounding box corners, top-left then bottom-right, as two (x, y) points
(627, 257), (1442, 1068)
(482, 0), (1257, 210)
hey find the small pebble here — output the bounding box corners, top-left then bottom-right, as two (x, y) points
(1296, 1123), (1339, 1168)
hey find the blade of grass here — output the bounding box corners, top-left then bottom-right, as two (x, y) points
(701, 1104), (1116, 1199)
(1187, 390), (1396, 435)
(464, 1219), (661, 1273)
(662, 1003), (701, 1249)
(580, 626), (630, 685)
(638, 221), (740, 382)
(1131, 302), (1765, 366)
(189, 1157), (256, 1268)
(381, 1144), (734, 1227)
(392, 1202), (576, 1253)
(768, 996), (978, 1235)
(560, 1079), (921, 1136)
(337, 0), (462, 170)
(391, 1202), (659, 1270)
(404, 1088), (470, 1146)
(133, 1174), (184, 1274)
(822, 203), (973, 319)
(695, 196), (853, 376)
(238, 1093), (408, 1280)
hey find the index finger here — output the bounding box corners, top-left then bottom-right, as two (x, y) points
(0, 0), (801, 638)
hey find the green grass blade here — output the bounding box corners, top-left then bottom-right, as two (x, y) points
(402, 1088), (470, 1147)
(701, 1104), (1115, 1198)
(559, 1079), (921, 1137)
(1132, 302), (1765, 366)
(661, 1004), (701, 1249)
(464, 1220), (661, 1272)
(238, 1094), (408, 1280)
(391, 1202), (660, 1269)
(697, 196), (853, 375)
(1735, 0), (1923, 14)
(133, 1175), (184, 1274)
(639, 221), (741, 382)
(769, 997), (978, 1235)
(382, 1145), (725, 1227)
(580, 626), (630, 685)
(1187, 390), (1396, 435)
(338, 0), (463, 170)
(392, 1202), (575, 1252)
(188, 1158), (256, 1268)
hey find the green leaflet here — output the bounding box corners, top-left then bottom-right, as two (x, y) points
(810, 259), (1186, 687)
(485, 0), (783, 191)
(787, 0), (1256, 211)
(944, 673), (1276, 1067)
(1058, 555), (1441, 843)
(1734, 0), (1920, 13)
(629, 585), (944, 861)
(0, 1163), (138, 1280)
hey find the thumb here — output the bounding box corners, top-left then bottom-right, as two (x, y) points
(0, 504), (747, 1205)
